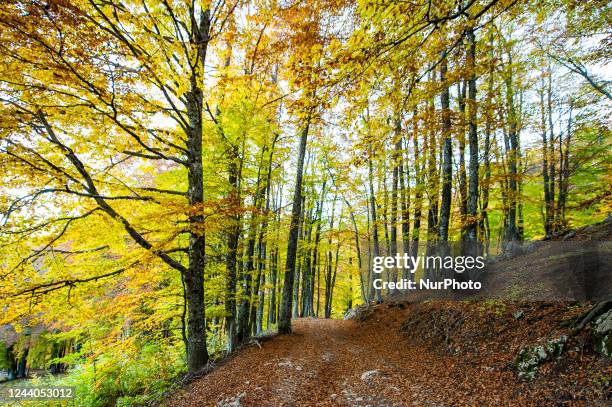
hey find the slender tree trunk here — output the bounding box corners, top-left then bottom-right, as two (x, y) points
(426, 97), (439, 242)
(540, 74), (553, 238)
(324, 196), (337, 317)
(457, 81), (468, 240)
(292, 259), (301, 318)
(237, 149), (266, 342)
(325, 249), (332, 317)
(399, 134), (411, 280)
(251, 229), (265, 334)
(293, 205), (305, 318)
(256, 272), (265, 334)
(368, 146), (382, 302)
(225, 144), (240, 351)
(425, 96), (439, 278)
(465, 26), (479, 249)
(438, 53), (452, 242)
(557, 98), (572, 229)
(311, 181), (325, 316)
(366, 197), (372, 299)
(547, 62), (557, 233)
(480, 43), (493, 254)
(347, 263), (354, 310)
(389, 115), (401, 291)
(504, 45), (520, 243)
(327, 233), (341, 317)
(316, 253), (321, 316)
(301, 213), (313, 317)
(347, 202), (365, 302)
(278, 119), (310, 334)
(268, 182), (283, 326)
(411, 109), (423, 265)
(380, 161), (391, 292)
(268, 245), (278, 325)
(255, 135), (277, 331)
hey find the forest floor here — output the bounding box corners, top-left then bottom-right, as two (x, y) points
(168, 300), (610, 407)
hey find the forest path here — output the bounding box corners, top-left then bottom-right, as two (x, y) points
(169, 304), (516, 407)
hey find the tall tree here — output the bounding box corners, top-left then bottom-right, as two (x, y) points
(278, 120), (310, 334)
(438, 53), (453, 242)
(465, 23), (479, 248)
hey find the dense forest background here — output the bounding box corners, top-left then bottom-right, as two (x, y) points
(0, 0), (610, 405)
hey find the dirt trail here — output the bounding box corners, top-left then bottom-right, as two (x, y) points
(169, 305), (536, 407)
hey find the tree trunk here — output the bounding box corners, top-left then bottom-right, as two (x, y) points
(380, 161), (391, 292)
(480, 41), (494, 254)
(324, 196), (337, 317)
(311, 182), (326, 313)
(539, 74), (553, 238)
(256, 272), (265, 335)
(503, 45), (520, 243)
(457, 80), (468, 240)
(327, 235), (341, 318)
(16, 347), (28, 378)
(426, 97), (439, 243)
(368, 147), (382, 302)
(346, 198), (365, 301)
(268, 183), (283, 326)
(268, 244), (278, 325)
(278, 119), (310, 334)
(557, 99), (572, 228)
(465, 26), (479, 249)
(411, 108), (423, 263)
(390, 115), (401, 291)
(237, 163), (263, 342)
(399, 134), (411, 280)
(225, 144), (241, 351)
(300, 206), (314, 317)
(183, 8), (211, 374)
(293, 256), (302, 318)
(438, 53), (452, 242)
(7, 345), (17, 380)
(547, 62), (557, 233)
(425, 96), (439, 279)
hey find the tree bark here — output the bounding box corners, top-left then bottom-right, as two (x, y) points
(503, 45), (520, 243)
(182, 8), (211, 373)
(278, 119), (310, 334)
(457, 81), (468, 240)
(480, 40), (494, 253)
(237, 153), (264, 342)
(311, 181), (326, 312)
(411, 108), (423, 264)
(390, 115), (401, 290)
(438, 54), (452, 242)
(399, 134), (411, 280)
(324, 196), (337, 317)
(426, 97), (439, 243)
(225, 143), (241, 351)
(368, 146), (382, 302)
(539, 74), (553, 238)
(547, 62), (557, 233)
(557, 99), (572, 228)
(465, 26), (479, 248)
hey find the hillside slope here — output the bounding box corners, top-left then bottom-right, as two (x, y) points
(168, 300), (610, 406)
